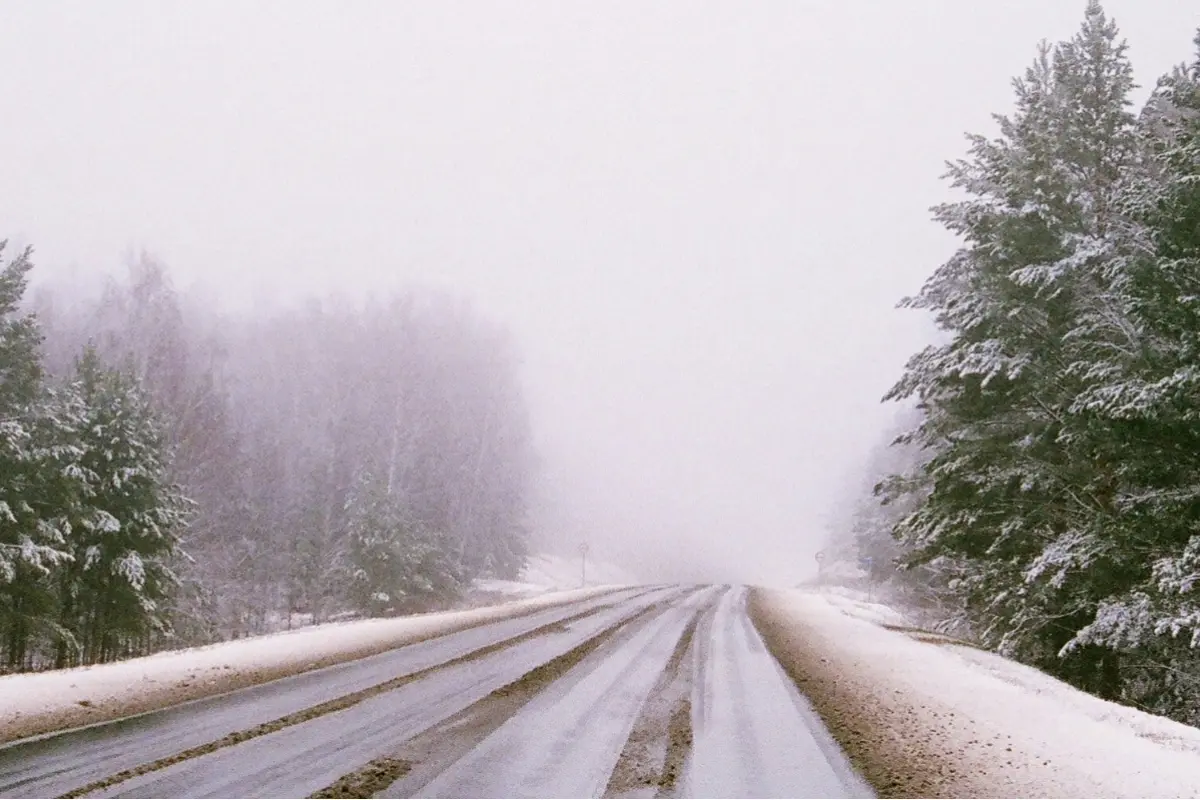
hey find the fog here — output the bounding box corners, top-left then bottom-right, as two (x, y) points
(1, 1), (1195, 586)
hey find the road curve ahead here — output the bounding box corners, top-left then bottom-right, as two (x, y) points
(0, 585), (871, 799)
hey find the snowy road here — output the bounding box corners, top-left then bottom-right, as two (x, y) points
(0, 585), (869, 799)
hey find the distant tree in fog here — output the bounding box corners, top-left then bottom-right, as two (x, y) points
(2, 247), (538, 664)
(343, 471), (465, 615)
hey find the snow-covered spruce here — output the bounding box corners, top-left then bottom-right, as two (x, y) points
(0, 248), (190, 672)
(871, 6), (1200, 724)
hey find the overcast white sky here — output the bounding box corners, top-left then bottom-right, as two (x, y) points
(1, 1), (1196, 585)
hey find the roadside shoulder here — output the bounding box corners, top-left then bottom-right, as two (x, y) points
(748, 587), (1200, 799)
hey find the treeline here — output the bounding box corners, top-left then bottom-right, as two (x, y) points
(846, 5), (1200, 725)
(0, 246), (534, 670)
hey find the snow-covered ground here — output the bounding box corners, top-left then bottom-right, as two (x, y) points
(0, 586), (614, 745)
(811, 584), (913, 628)
(475, 553), (641, 599)
(751, 587), (1200, 798)
(470, 578), (554, 599)
(522, 552), (641, 589)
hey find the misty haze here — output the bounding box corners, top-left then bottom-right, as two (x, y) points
(2, 2), (1200, 798)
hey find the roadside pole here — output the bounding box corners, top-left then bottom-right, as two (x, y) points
(860, 555), (874, 603)
(579, 541), (590, 587)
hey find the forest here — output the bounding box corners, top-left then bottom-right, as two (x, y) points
(0, 246), (534, 670)
(832, 4), (1200, 727)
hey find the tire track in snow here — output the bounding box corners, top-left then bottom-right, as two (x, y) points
(55, 591), (656, 799)
(312, 593), (687, 799)
(601, 588), (722, 798)
(1, 589), (652, 799)
(682, 586), (871, 799)
(0, 587), (634, 748)
(3, 585), (871, 799)
(401, 586), (722, 799)
(87, 588), (685, 799)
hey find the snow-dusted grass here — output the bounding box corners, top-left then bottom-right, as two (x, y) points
(751, 588), (1200, 798)
(0, 585), (617, 745)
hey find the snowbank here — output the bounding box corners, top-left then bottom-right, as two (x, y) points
(0, 585), (617, 746)
(812, 584), (913, 628)
(750, 588), (1200, 799)
(519, 552), (640, 590)
(467, 553), (639, 601)
(471, 578), (552, 599)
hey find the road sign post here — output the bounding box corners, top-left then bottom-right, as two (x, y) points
(859, 555), (875, 602)
(579, 541), (590, 587)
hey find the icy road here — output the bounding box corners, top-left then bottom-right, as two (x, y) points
(0, 586), (870, 799)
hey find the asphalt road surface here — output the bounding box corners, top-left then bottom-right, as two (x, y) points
(0, 585), (871, 799)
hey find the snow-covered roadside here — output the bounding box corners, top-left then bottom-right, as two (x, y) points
(750, 588), (1200, 799)
(0, 585), (620, 746)
(471, 578), (554, 599)
(520, 553), (641, 590)
(808, 584), (914, 628)
(468, 554), (641, 602)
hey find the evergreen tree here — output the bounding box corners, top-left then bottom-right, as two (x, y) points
(885, 2), (1139, 695)
(344, 472), (465, 616)
(343, 474), (399, 616)
(0, 243), (71, 669)
(57, 347), (190, 664)
(1055, 31), (1200, 722)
